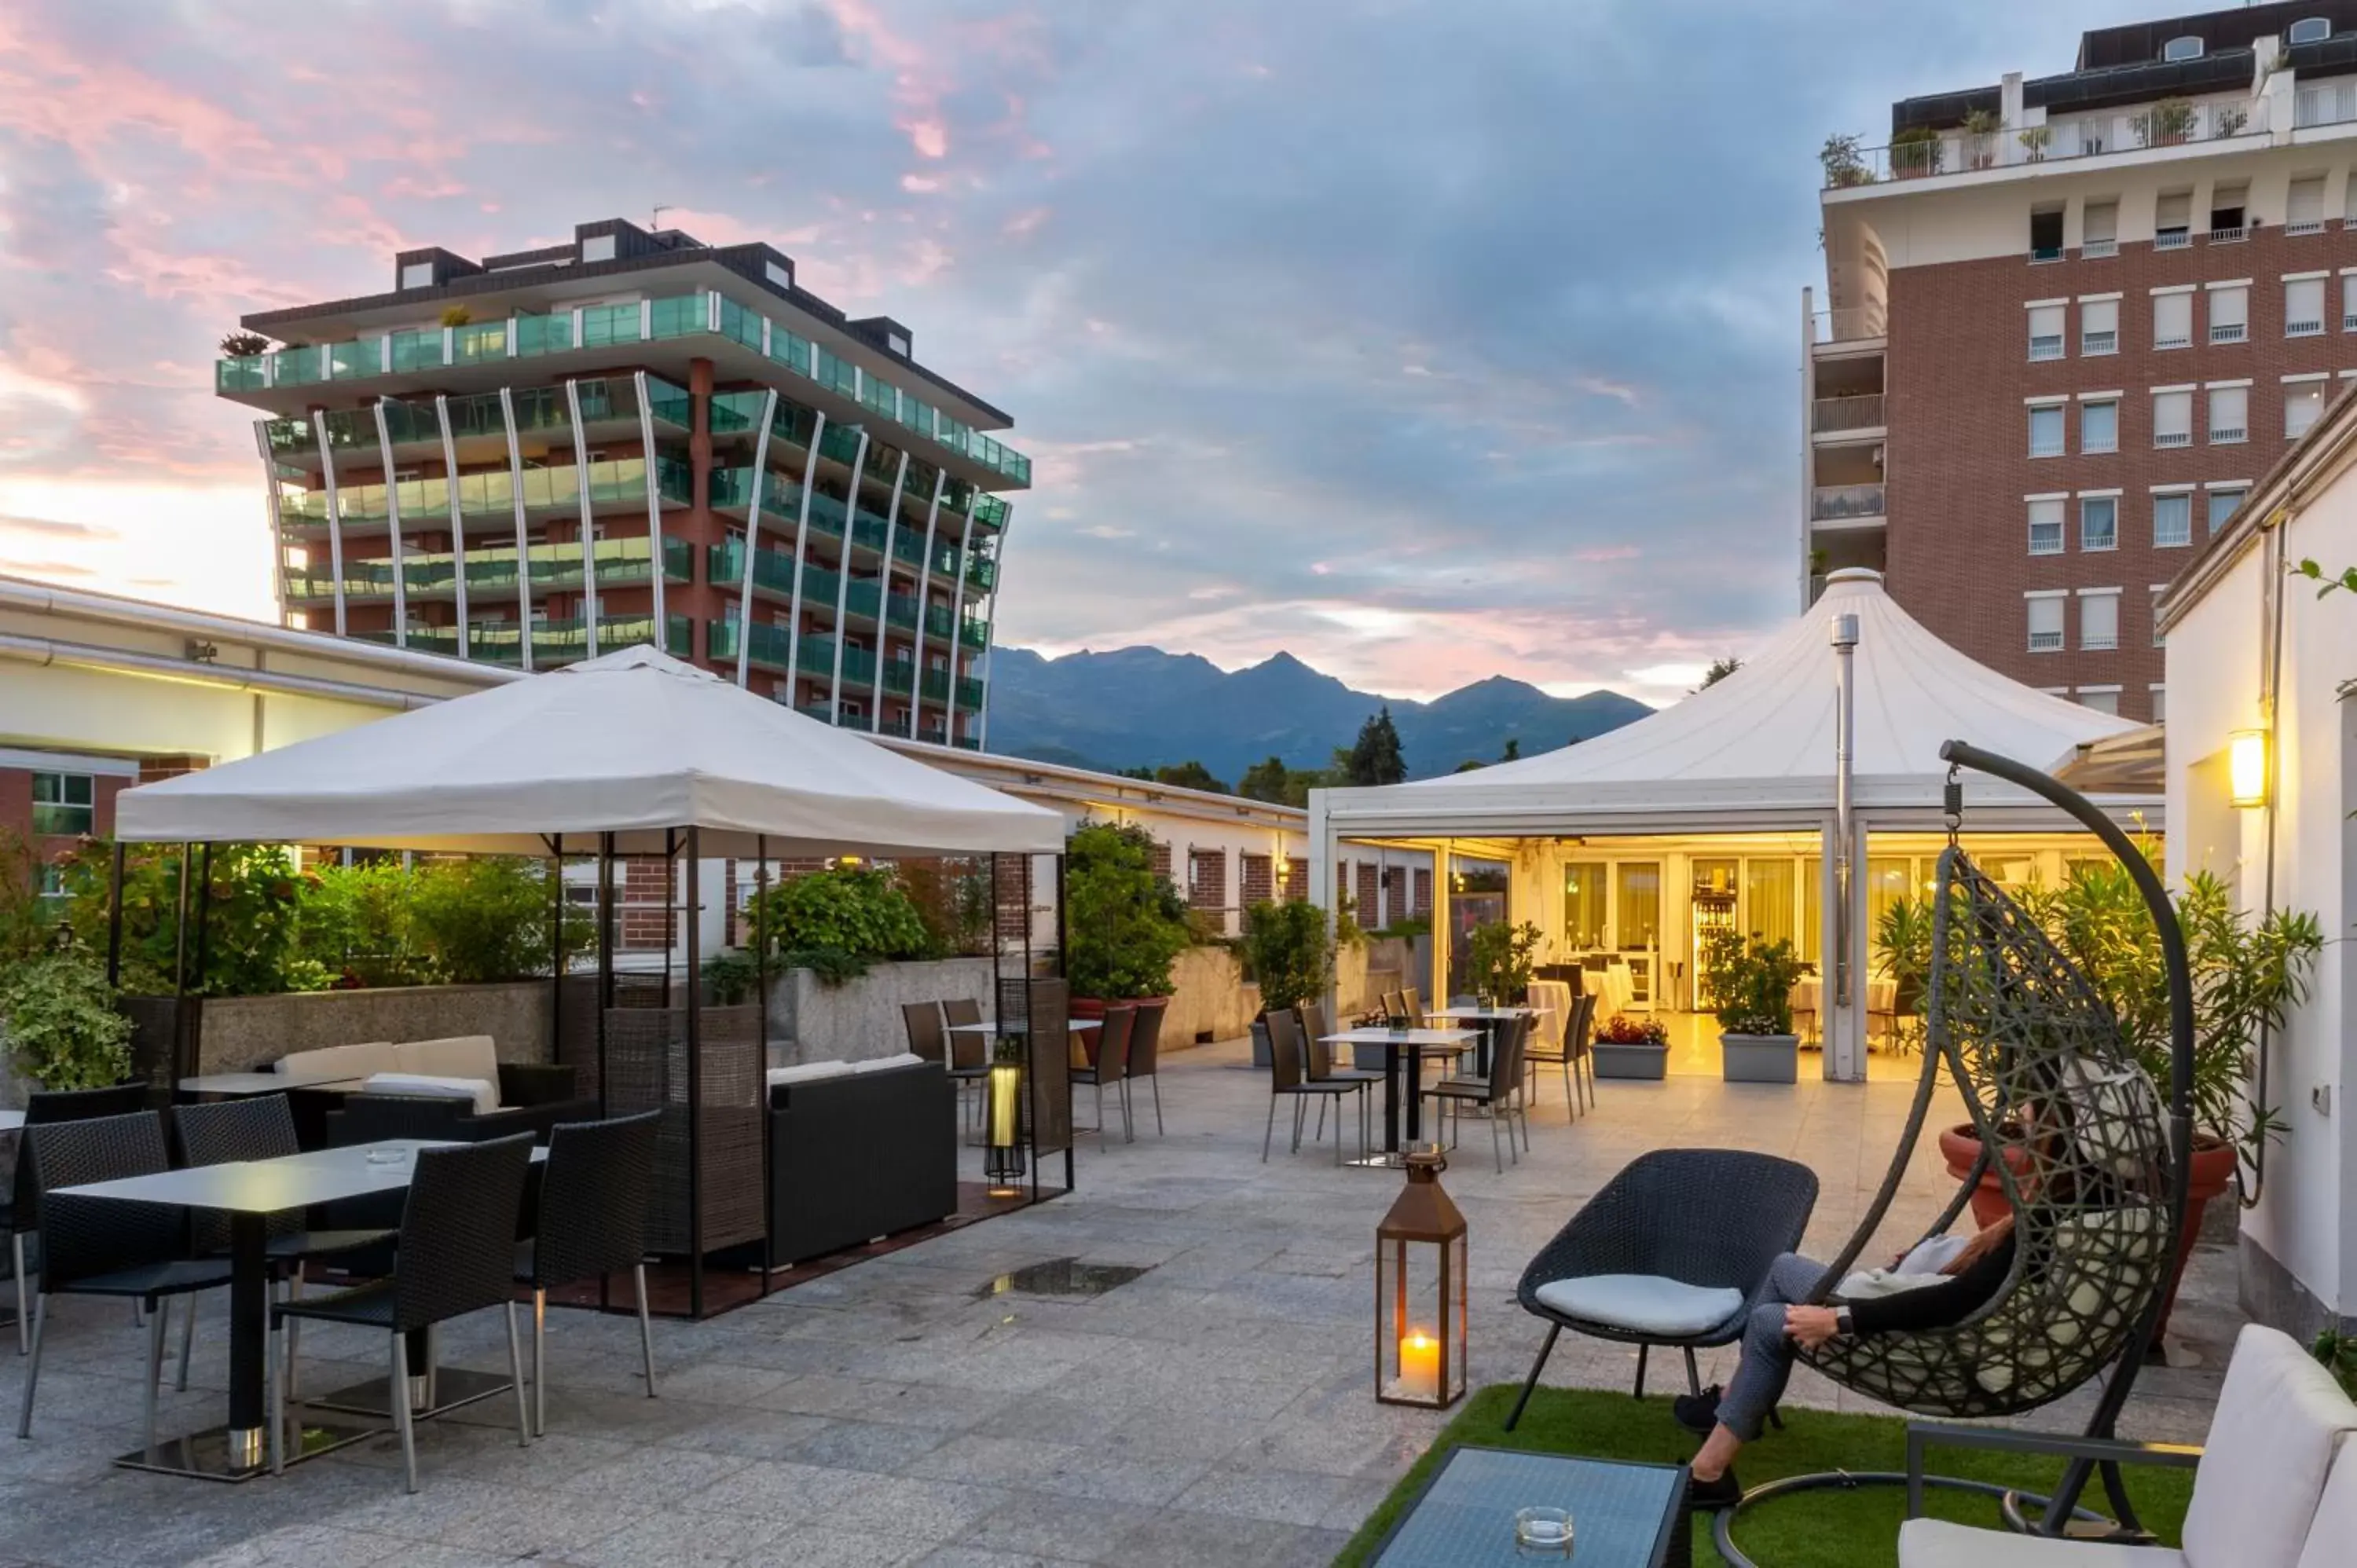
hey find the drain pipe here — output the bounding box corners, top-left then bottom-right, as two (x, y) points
(1831, 610), (1860, 1076)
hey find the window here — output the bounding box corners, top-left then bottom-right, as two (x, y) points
(2080, 592), (2120, 651)
(30, 772), (93, 837)
(2153, 491), (2193, 548)
(2149, 684), (2167, 720)
(2029, 207), (2065, 263)
(2080, 297), (2119, 354)
(2211, 184), (2248, 238)
(399, 262), (434, 291)
(2029, 402), (2066, 457)
(2080, 496), (2118, 551)
(2288, 276), (2328, 335)
(2162, 35), (2204, 61)
(2028, 496), (2065, 555)
(2078, 687), (2121, 716)
(2209, 284), (2249, 343)
(763, 259), (791, 289)
(2289, 176), (2328, 235)
(1563, 865), (1607, 948)
(887, 332), (911, 356)
(2080, 398), (2118, 452)
(2028, 302), (2066, 360)
(2209, 486), (2247, 531)
(581, 234), (617, 263)
(2152, 388), (2192, 447)
(2027, 595), (2066, 651)
(2344, 273), (2357, 332)
(2289, 379), (2329, 438)
(2082, 200), (2119, 258)
(2153, 290), (2193, 349)
(2156, 192), (2192, 248)
(2152, 588), (2170, 647)
(2291, 16), (2333, 46)
(2209, 384), (2248, 443)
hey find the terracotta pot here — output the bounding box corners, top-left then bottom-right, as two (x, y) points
(1069, 998), (1109, 1022)
(2157, 1135), (2237, 1340)
(1937, 1123), (2033, 1229)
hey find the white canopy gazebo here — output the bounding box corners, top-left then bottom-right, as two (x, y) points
(113, 647), (1069, 1312)
(1310, 570), (2150, 1079)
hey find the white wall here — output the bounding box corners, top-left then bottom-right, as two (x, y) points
(2167, 496), (2357, 1327)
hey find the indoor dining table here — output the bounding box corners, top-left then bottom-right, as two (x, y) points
(53, 1138), (544, 1482)
(1317, 1026), (1476, 1167)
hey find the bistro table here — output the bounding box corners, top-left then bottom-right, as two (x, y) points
(53, 1138), (544, 1482)
(1426, 1005), (1545, 1079)
(177, 1072), (367, 1097)
(0, 1108), (23, 1132)
(1368, 1445), (1689, 1566)
(947, 1017), (1102, 1069)
(1318, 1026), (1475, 1167)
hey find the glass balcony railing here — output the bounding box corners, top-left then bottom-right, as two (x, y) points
(707, 537), (805, 599)
(222, 290), (1030, 486)
(797, 635), (837, 680)
(838, 643), (878, 687)
(881, 659), (915, 698)
(850, 509), (890, 554)
(284, 536), (691, 602)
(707, 619), (793, 671)
(278, 456), (694, 525)
(965, 555), (997, 592)
(709, 465), (802, 518)
(956, 676), (984, 709)
(959, 617), (989, 651)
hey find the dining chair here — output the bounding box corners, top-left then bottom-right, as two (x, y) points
(7, 1082), (150, 1355)
(939, 998), (990, 1130)
(1299, 1001), (1376, 1156)
(900, 1002), (948, 1064)
(1520, 992), (1582, 1119)
(1424, 1013), (1530, 1173)
(1401, 987), (1425, 1027)
(515, 1109), (660, 1437)
(269, 1133), (536, 1491)
(1125, 998), (1169, 1136)
(16, 1111), (235, 1445)
(1567, 992), (1600, 1112)
(1071, 1004), (1135, 1146)
(171, 1095), (394, 1396)
(1263, 1009), (1365, 1165)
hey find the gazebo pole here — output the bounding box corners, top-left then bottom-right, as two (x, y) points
(684, 827), (704, 1320)
(171, 842), (191, 994)
(596, 832), (614, 1315)
(756, 834), (772, 1292)
(547, 839), (564, 1086)
(1055, 851), (1072, 1195)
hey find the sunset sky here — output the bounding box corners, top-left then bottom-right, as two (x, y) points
(0, 1), (2123, 704)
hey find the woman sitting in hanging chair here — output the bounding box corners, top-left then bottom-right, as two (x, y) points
(1671, 1192), (2020, 1508)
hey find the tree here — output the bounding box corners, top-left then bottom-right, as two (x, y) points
(1453, 759), (1486, 774)
(1153, 760), (1229, 794)
(1501, 737), (1521, 762)
(1343, 707), (1406, 786)
(1695, 657), (1742, 692)
(1238, 755), (1290, 803)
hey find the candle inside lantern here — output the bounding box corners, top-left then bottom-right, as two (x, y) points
(1398, 1329), (1441, 1401)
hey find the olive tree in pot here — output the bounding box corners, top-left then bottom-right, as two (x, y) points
(1705, 929), (1804, 1083)
(1464, 920), (1543, 1009)
(1065, 823), (1191, 1054)
(1240, 899), (1333, 1069)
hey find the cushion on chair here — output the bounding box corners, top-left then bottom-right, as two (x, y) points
(1898, 1518), (2184, 1567)
(766, 1061), (855, 1087)
(1531, 1273), (1746, 1338)
(2294, 1440), (2357, 1568)
(2181, 1325), (2357, 1568)
(359, 1073), (497, 1114)
(276, 1041), (397, 1080)
(850, 1053), (927, 1074)
(393, 1035), (501, 1097)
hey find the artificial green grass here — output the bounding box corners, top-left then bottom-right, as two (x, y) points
(1332, 1384), (2193, 1567)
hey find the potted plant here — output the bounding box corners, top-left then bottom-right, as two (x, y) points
(1464, 920), (1542, 1009)
(218, 330), (271, 360)
(1705, 929), (1804, 1083)
(2, 952), (134, 1090)
(1818, 132), (1872, 189)
(2135, 97), (2195, 148)
(1890, 123), (1943, 179)
(1240, 899), (1333, 1068)
(1590, 1013), (1669, 1080)
(1961, 108), (2000, 170)
(1065, 822), (1190, 1035)
(2018, 123), (2052, 162)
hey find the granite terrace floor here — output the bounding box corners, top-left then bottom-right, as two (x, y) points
(0, 1038), (2241, 1567)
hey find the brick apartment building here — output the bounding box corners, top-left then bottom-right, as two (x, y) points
(1806, 2), (2357, 723)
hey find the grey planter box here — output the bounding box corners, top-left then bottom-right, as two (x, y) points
(1251, 1017), (1272, 1069)
(1591, 1042), (1668, 1081)
(1721, 1032), (1800, 1084)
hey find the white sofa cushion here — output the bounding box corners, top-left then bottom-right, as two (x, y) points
(850, 1053), (927, 1074)
(276, 1042), (397, 1082)
(766, 1061), (854, 1087)
(2182, 1325), (2357, 1568)
(360, 1072), (497, 1115)
(1899, 1519), (2183, 1567)
(2296, 1440), (2357, 1568)
(1531, 1273), (1745, 1338)
(393, 1035), (500, 1101)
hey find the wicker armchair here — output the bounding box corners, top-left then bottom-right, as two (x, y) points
(1505, 1147), (1819, 1428)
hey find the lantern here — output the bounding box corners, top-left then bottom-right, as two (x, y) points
(984, 1046), (1026, 1196)
(2230, 728), (2268, 809)
(1376, 1144), (1467, 1409)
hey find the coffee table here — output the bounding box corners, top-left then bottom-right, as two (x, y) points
(1369, 1445), (1690, 1567)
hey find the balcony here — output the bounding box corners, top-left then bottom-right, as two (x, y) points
(709, 465), (803, 520)
(707, 618), (794, 672)
(277, 456), (693, 528)
(1824, 97), (2270, 189)
(354, 612), (689, 665)
(1810, 483), (1885, 523)
(218, 291), (1031, 489)
(1809, 307), (1886, 346)
(285, 536), (692, 603)
(1811, 394), (1885, 434)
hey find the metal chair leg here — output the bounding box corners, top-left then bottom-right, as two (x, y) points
(175, 1283), (196, 1392)
(1633, 1343), (1650, 1399)
(143, 1297), (167, 1451)
(389, 1332), (419, 1494)
(1505, 1323), (1560, 1432)
(503, 1303), (530, 1448)
(1490, 1101), (1505, 1174)
(1314, 1096), (1326, 1144)
(1291, 1098), (1307, 1155)
(1150, 1075), (1164, 1135)
(635, 1263), (658, 1398)
(15, 1294), (46, 1438)
(10, 1234), (26, 1355)
(532, 1288), (547, 1438)
(286, 1273), (303, 1401)
(1683, 1346), (1702, 1396)
(266, 1315), (284, 1475)
(1262, 1097), (1277, 1162)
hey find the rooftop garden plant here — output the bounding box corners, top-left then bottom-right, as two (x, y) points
(1065, 821), (1192, 1002)
(1464, 920), (1543, 1004)
(1703, 928), (1803, 1038)
(1239, 898), (1333, 1014)
(750, 863), (931, 986)
(2, 951), (132, 1090)
(1890, 123), (1943, 178)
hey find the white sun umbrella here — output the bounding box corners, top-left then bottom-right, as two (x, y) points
(113, 646), (1065, 858)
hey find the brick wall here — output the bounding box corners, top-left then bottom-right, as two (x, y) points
(1188, 848), (1226, 910)
(1886, 224), (2357, 721)
(1356, 863), (1380, 926)
(1414, 867), (1434, 916)
(1239, 852), (1273, 907)
(619, 855), (673, 950)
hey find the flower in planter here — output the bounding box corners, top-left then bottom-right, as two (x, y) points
(1594, 1013), (1667, 1046)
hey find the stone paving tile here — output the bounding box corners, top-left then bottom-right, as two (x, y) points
(954, 1492), (1164, 1563)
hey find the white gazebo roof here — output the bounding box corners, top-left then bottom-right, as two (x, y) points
(115, 646), (1067, 858)
(1320, 570), (2147, 836)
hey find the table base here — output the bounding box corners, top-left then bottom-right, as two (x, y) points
(309, 1365), (514, 1422)
(112, 1414), (376, 1483)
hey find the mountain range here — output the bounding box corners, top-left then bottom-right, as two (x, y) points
(980, 646), (1653, 784)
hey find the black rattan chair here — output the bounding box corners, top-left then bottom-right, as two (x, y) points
(515, 1110), (659, 1437)
(7, 1082), (149, 1355)
(1263, 1009), (1365, 1165)
(1424, 1013), (1530, 1174)
(16, 1112), (234, 1445)
(172, 1095), (394, 1394)
(269, 1133), (535, 1491)
(1504, 1148), (1820, 1428)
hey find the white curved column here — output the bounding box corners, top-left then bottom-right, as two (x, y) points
(867, 449), (910, 731)
(735, 389), (780, 686)
(905, 467), (948, 739)
(563, 378), (598, 650)
(783, 411), (829, 709)
(827, 430), (870, 724)
(312, 409), (348, 638)
(497, 387), (533, 672)
(434, 395), (470, 654)
(371, 400), (409, 649)
(633, 370), (665, 643)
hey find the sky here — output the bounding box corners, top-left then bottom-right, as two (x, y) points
(0, 0), (2145, 705)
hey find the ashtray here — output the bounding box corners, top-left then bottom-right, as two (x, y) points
(365, 1147), (411, 1166)
(1513, 1506), (1573, 1558)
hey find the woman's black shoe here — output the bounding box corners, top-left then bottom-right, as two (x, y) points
(1684, 1467), (1743, 1511)
(1671, 1384), (1721, 1437)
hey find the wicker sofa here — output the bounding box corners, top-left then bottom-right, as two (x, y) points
(286, 1035), (595, 1144)
(767, 1057), (956, 1266)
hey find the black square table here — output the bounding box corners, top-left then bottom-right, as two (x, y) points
(1369, 1445), (1691, 1567)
